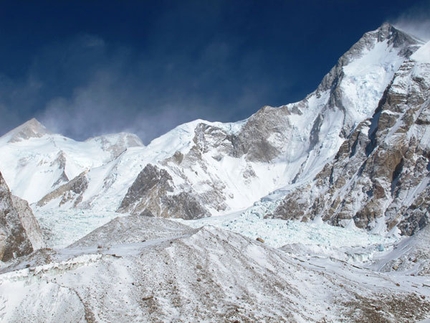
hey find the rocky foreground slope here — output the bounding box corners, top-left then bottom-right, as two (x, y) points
(1, 216), (430, 323)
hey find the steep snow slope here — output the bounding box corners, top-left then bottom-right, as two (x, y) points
(0, 119), (143, 203)
(272, 39), (430, 235)
(0, 217), (429, 322)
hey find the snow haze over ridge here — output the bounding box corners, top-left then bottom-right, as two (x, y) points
(0, 1), (428, 144)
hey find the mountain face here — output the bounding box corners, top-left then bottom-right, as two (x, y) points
(271, 37), (430, 236)
(0, 119), (144, 204)
(0, 172), (43, 261)
(0, 24), (427, 238)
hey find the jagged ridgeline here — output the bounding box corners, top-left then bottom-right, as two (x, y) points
(0, 23), (428, 236)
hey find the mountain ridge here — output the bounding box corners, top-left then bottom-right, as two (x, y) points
(1, 118), (51, 143)
(0, 23), (427, 240)
(270, 34), (430, 236)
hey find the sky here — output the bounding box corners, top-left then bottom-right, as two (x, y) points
(0, 0), (429, 143)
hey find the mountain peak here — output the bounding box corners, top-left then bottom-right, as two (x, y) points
(316, 22), (421, 96)
(374, 22), (422, 48)
(3, 118), (51, 143)
(376, 22), (396, 40)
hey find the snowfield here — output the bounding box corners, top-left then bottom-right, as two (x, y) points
(1, 216), (430, 323)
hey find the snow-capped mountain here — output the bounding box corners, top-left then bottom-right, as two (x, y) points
(1, 23), (430, 322)
(0, 118), (143, 204)
(272, 32), (430, 236)
(0, 24), (425, 232)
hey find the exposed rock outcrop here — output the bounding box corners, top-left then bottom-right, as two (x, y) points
(37, 171), (89, 208)
(118, 164), (209, 219)
(4, 118), (50, 143)
(11, 196), (45, 250)
(0, 172), (34, 261)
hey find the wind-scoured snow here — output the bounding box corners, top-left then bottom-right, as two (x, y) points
(411, 40), (430, 64)
(341, 39), (407, 121)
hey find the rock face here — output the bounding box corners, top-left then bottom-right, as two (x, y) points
(5, 118), (51, 143)
(0, 172), (36, 261)
(272, 36), (430, 235)
(37, 171), (89, 208)
(11, 196), (45, 250)
(118, 164), (208, 219)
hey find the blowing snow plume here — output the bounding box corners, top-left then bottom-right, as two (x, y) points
(36, 34), (201, 144)
(6, 27), (285, 144)
(392, 1), (430, 41)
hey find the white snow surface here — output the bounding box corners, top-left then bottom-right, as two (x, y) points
(411, 40), (430, 63)
(0, 128), (143, 204)
(1, 217), (429, 322)
(341, 39), (406, 121)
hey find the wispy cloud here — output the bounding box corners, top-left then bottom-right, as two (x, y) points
(34, 35), (217, 142)
(33, 31), (282, 143)
(392, 1), (430, 41)
(6, 1), (419, 143)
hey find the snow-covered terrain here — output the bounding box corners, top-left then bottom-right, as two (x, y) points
(1, 23), (430, 322)
(1, 216), (430, 322)
(0, 118), (143, 204)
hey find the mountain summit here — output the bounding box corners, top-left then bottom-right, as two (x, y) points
(2, 118), (50, 143)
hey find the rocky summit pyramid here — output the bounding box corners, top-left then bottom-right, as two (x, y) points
(2, 118), (51, 143)
(271, 25), (430, 236)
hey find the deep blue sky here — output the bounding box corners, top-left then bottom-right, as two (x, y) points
(0, 0), (429, 143)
